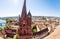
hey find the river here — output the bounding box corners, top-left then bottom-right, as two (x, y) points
(0, 19), (6, 29)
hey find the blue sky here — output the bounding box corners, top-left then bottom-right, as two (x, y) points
(0, 0), (60, 17)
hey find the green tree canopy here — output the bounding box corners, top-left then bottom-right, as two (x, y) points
(0, 27), (2, 31)
(6, 18), (12, 23)
(16, 34), (19, 39)
(32, 24), (37, 33)
(7, 37), (13, 39)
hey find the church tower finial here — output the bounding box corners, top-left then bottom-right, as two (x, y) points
(21, 0), (27, 18)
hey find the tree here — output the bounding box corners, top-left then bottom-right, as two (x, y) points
(4, 24), (9, 29)
(16, 34), (19, 39)
(6, 18), (12, 23)
(0, 27), (2, 31)
(13, 34), (19, 39)
(14, 22), (18, 25)
(32, 24), (37, 33)
(7, 37), (13, 39)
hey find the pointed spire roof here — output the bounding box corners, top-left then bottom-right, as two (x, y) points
(28, 11), (31, 18)
(19, 15), (20, 20)
(21, 0), (27, 18)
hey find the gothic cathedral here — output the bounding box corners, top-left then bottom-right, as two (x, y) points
(18, 0), (32, 39)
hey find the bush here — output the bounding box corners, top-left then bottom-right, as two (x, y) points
(14, 22), (18, 25)
(0, 27), (2, 31)
(32, 28), (37, 33)
(7, 37), (13, 39)
(16, 34), (19, 39)
(6, 19), (12, 23)
(4, 25), (9, 29)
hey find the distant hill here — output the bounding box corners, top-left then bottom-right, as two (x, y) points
(0, 16), (19, 20)
(0, 16), (60, 20)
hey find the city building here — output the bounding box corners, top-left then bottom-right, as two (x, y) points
(5, 19), (19, 38)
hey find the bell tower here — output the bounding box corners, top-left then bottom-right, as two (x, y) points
(19, 0), (32, 39)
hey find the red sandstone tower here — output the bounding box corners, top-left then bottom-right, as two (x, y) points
(19, 0), (32, 39)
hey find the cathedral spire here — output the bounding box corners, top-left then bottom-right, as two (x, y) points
(19, 0), (32, 39)
(21, 0), (27, 18)
(28, 10), (32, 18)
